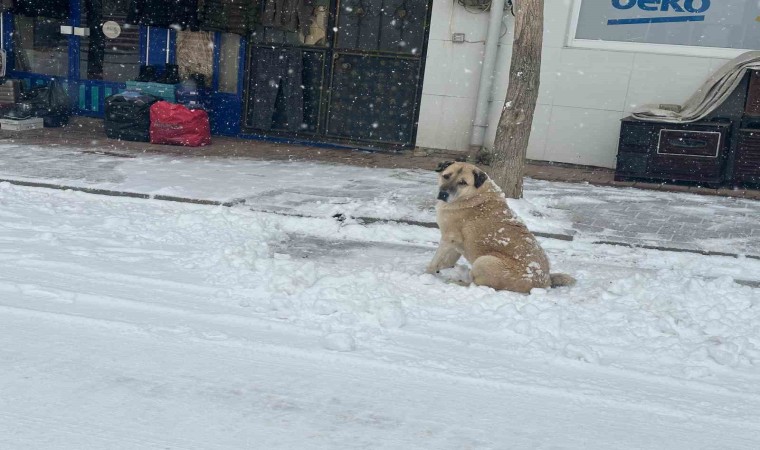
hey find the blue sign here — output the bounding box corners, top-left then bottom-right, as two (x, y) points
(576, 0), (755, 50)
(608, 0), (711, 25)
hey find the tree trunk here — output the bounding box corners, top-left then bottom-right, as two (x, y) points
(490, 0), (544, 199)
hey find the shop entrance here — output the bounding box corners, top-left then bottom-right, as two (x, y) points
(8, 0), (140, 115)
(242, 0), (432, 149)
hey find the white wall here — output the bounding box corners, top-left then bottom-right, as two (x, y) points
(417, 0), (733, 168)
(416, 1), (488, 153)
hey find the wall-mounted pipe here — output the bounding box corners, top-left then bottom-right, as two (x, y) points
(469, 0), (507, 151)
(145, 26), (151, 62)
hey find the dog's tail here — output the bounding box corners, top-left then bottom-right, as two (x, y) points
(550, 273), (576, 288)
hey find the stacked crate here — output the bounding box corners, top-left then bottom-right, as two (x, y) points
(615, 70), (760, 188)
(0, 80), (21, 105)
(615, 119), (731, 186)
(734, 72), (760, 186)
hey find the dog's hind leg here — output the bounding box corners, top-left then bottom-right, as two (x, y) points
(550, 273), (576, 288)
(470, 255), (534, 293)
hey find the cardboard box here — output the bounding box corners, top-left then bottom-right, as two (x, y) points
(0, 117), (44, 131)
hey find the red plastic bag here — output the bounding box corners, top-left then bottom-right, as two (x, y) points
(149, 101), (211, 147)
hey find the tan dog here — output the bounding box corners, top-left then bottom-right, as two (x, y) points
(426, 161), (575, 293)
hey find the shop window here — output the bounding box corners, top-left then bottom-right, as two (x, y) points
(219, 33), (241, 94)
(570, 0), (757, 56)
(176, 31), (239, 94)
(250, 0), (329, 47)
(12, 16), (69, 76)
(176, 30), (215, 84)
(245, 47), (324, 133)
(336, 0), (428, 55)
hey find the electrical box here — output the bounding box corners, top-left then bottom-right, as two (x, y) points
(459, 0), (491, 11)
(452, 33), (466, 43)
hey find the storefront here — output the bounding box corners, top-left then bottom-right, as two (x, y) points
(1, 0), (434, 148)
(4, 1), (758, 167)
(417, 0), (760, 168)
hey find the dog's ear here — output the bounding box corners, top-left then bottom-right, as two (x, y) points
(473, 169), (488, 188)
(435, 161), (454, 173)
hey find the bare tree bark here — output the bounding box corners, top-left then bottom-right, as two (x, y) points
(490, 0), (544, 199)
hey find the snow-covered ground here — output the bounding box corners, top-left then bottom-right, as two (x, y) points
(2, 180), (759, 449)
(3, 144), (760, 257)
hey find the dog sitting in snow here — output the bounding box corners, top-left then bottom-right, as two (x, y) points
(426, 161), (575, 293)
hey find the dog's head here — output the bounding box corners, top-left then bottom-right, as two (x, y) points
(434, 161), (489, 203)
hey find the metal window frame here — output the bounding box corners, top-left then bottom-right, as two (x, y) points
(240, 0), (434, 150)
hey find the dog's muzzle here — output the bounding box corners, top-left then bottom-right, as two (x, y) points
(437, 191), (450, 202)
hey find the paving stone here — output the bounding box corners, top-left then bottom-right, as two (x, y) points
(526, 180), (760, 257)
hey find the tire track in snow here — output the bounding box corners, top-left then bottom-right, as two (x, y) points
(0, 412), (203, 450)
(2, 293), (759, 434)
(2, 218), (759, 402)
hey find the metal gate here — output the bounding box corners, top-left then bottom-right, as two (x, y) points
(242, 0), (432, 149)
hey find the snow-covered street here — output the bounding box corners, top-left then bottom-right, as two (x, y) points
(2, 180), (759, 449)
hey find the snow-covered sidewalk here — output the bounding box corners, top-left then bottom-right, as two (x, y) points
(1, 143), (759, 256)
(1, 180), (759, 449)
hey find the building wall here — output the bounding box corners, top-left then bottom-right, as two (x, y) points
(416, 0), (488, 153)
(417, 0), (734, 168)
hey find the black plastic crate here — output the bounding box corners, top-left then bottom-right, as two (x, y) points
(104, 92), (160, 142)
(616, 117), (731, 185)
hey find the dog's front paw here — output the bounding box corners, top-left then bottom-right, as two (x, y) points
(425, 265), (440, 275)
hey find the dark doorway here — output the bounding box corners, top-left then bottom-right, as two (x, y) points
(79, 0), (140, 82)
